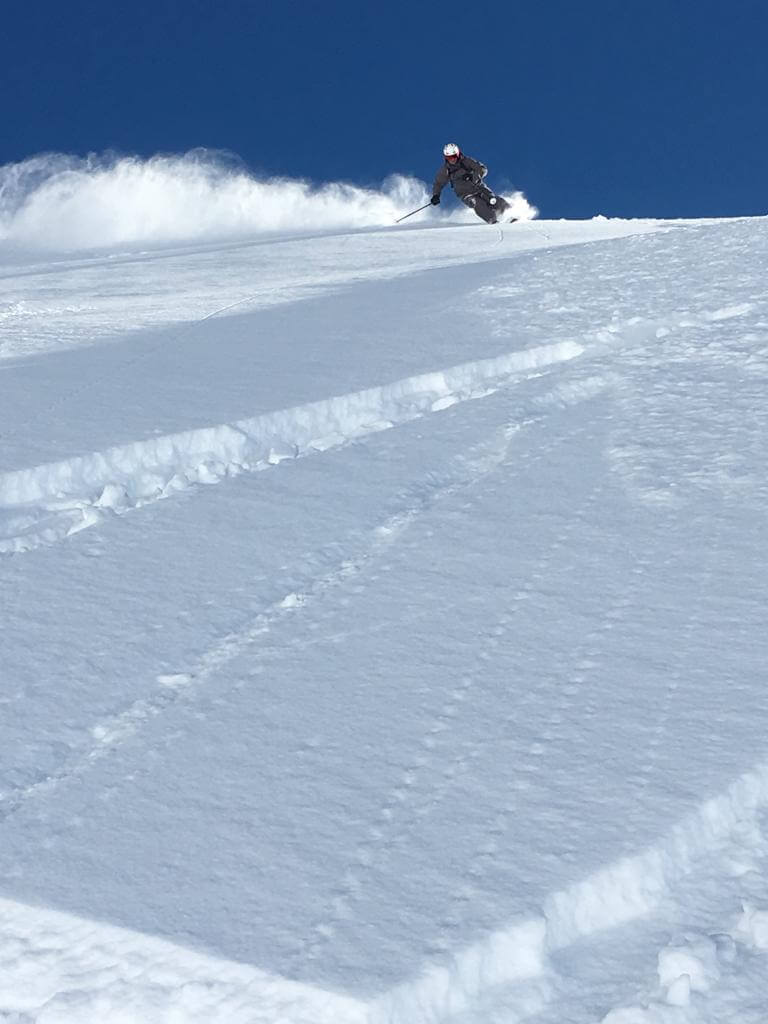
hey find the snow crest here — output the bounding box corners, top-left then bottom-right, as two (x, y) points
(374, 762), (768, 1023)
(0, 339), (582, 554)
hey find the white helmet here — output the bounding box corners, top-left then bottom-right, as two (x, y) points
(443, 142), (460, 158)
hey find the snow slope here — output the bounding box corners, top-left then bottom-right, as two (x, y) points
(1, 200), (768, 1023)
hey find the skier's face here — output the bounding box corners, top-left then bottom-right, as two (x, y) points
(446, 154), (459, 163)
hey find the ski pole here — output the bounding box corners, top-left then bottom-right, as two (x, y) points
(395, 202), (432, 224)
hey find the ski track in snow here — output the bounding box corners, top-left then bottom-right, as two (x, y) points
(288, 419), (597, 976)
(367, 464), (652, 1021)
(631, 516), (723, 802)
(370, 427), (598, 889)
(409, 430), (606, 973)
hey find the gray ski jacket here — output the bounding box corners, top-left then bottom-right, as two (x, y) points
(432, 155), (488, 200)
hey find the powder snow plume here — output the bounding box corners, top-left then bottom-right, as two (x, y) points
(0, 149), (537, 251)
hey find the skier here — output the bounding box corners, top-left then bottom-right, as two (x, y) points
(430, 143), (511, 225)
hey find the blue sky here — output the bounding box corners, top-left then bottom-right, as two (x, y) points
(3, 0), (767, 219)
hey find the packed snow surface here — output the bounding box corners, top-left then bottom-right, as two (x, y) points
(1, 188), (768, 1024)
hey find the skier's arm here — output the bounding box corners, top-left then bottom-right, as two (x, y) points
(456, 154), (487, 181)
(431, 166), (449, 200)
(463, 157), (487, 182)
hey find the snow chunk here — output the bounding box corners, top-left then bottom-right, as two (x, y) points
(703, 303), (754, 321)
(732, 902), (768, 950)
(156, 674), (192, 689)
(653, 933), (721, 1013)
(95, 482), (129, 510)
(664, 973), (691, 1007)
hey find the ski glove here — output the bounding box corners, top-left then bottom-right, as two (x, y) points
(430, 194), (440, 205)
